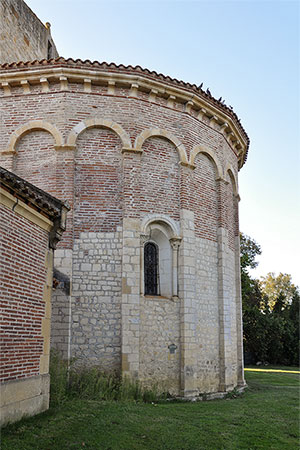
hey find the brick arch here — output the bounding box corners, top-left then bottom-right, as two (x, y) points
(225, 165), (238, 196)
(5, 120), (63, 153)
(225, 166), (239, 250)
(134, 128), (188, 164)
(66, 118), (132, 149)
(189, 145), (223, 179)
(189, 149), (219, 242)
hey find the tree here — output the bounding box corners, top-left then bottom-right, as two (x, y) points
(240, 233), (299, 366)
(260, 272), (297, 310)
(240, 233), (261, 273)
(240, 233), (265, 363)
(240, 233), (262, 310)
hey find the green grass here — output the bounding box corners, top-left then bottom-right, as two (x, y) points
(1, 368), (299, 450)
(245, 370), (299, 386)
(245, 365), (299, 372)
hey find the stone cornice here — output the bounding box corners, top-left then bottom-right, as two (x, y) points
(0, 61), (249, 169)
(0, 187), (53, 233)
(0, 167), (70, 248)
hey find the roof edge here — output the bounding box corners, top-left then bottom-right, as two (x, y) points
(0, 57), (250, 167)
(0, 166), (70, 248)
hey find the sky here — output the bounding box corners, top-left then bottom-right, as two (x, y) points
(26, 0), (300, 287)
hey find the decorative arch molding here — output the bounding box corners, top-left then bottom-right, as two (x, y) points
(189, 145), (223, 179)
(141, 214), (181, 298)
(134, 128), (188, 165)
(3, 120), (63, 154)
(141, 213), (180, 239)
(66, 118), (132, 149)
(225, 165), (239, 197)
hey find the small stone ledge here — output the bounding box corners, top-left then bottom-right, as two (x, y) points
(0, 149), (16, 155)
(121, 147), (142, 154)
(179, 161), (195, 170)
(142, 295), (180, 303)
(169, 384), (247, 402)
(54, 145), (76, 151)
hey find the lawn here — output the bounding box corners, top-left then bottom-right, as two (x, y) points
(1, 368), (299, 450)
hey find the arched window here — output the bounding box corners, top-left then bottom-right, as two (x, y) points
(144, 242), (159, 295)
(141, 217), (181, 298)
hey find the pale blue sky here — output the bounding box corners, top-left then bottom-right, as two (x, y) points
(26, 0), (300, 286)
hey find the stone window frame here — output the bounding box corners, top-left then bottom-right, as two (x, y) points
(140, 215), (181, 299)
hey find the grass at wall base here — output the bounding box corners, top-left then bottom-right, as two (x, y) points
(49, 350), (171, 405)
(2, 356), (299, 450)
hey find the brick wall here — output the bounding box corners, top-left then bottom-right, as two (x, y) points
(0, 204), (48, 382)
(15, 131), (57, 196)
(0, 90), (238, 246)
(140, 137), (180, 221)
(190, 153), (218, 241)
(75, 128), (123, 235)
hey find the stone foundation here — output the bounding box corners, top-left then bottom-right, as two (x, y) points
(0, 374), (50, 427)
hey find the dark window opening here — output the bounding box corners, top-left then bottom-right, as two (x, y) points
(144, 242), (159, 295)
(47, 41), (53, 59)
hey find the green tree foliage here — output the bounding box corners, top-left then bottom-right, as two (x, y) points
(240, 233), (264, 310)
(260, 272), (297, 310)
(240, 233), (261, 272)
(240, 233), (299, 366)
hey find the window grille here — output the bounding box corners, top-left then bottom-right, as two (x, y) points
(144, 242), (159, 295)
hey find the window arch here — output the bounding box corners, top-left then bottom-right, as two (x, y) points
(141, 216), (182, 298)
(144, 242), (159, 295)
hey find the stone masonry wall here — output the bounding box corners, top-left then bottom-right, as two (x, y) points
(0, 0), (58, 64)
(195, 237), (219, 392)
(139, 296), (180, 394)
(71, 231), (122, 370)
(222, 244), (238, 387)
(51, 249), (72, 359)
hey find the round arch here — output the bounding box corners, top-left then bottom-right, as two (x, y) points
(141, 213), (180, 239)
(66, 118), (132, 149)
(134, 128), (188, 165)
(141, 214), (181, 298)
(189, 145), (223, 179)
(225, 165), (239, 196)
(5, 120), (63, 153)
